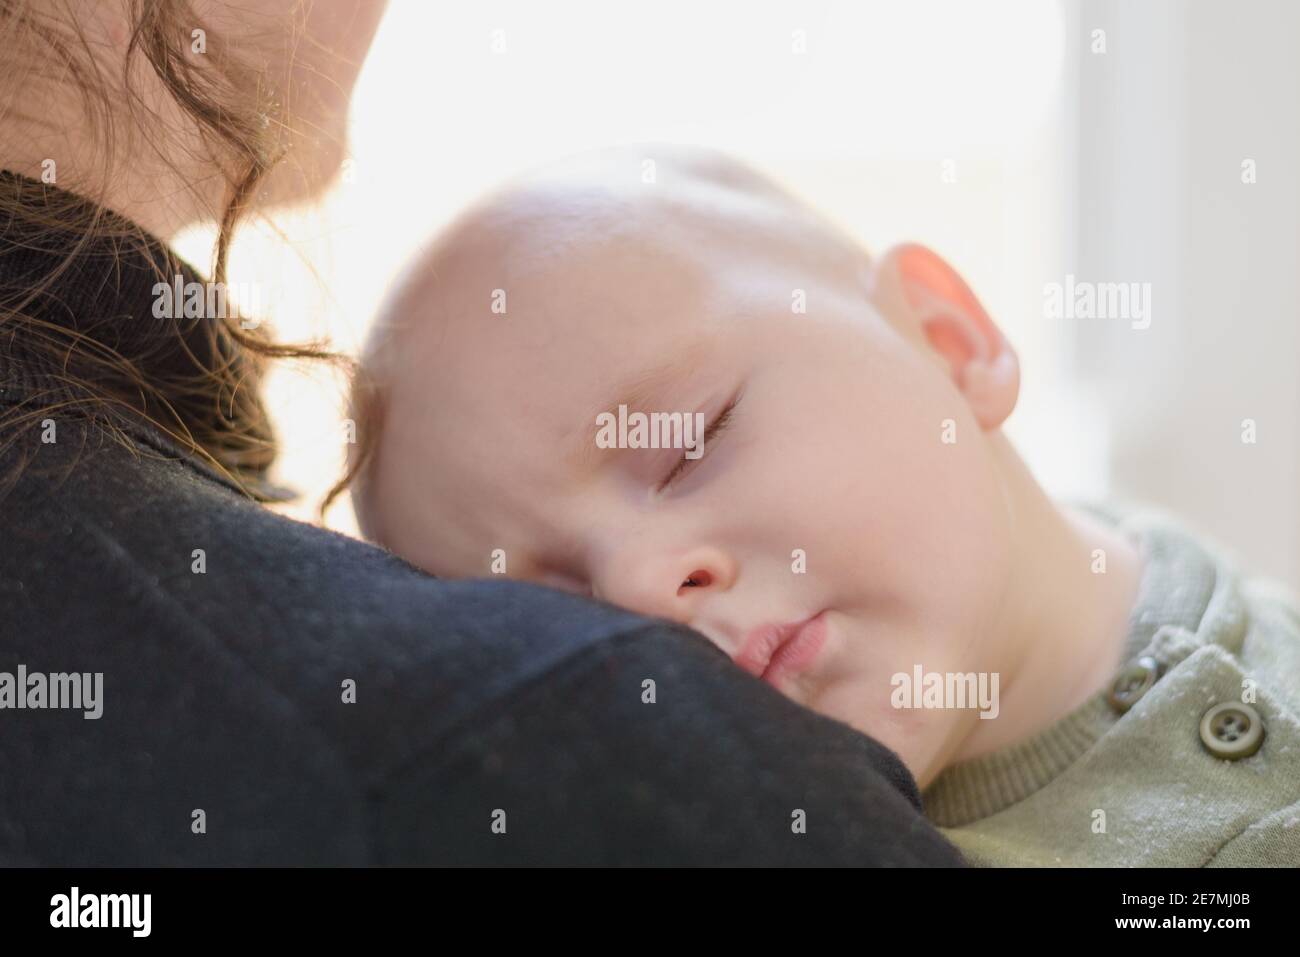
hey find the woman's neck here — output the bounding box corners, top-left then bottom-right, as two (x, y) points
(0, 10), (218, 239)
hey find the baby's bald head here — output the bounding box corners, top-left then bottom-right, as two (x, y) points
(350, 145), (872, 569)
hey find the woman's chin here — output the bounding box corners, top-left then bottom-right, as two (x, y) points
(256, 134), (350, 211)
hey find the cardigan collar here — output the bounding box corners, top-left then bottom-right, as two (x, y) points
(921, 503), (1236, 827)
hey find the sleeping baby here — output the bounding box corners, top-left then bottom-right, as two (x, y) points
(341, 144), (1300, 867)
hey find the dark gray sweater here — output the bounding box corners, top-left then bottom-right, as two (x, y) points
(0, 173), (964, 866)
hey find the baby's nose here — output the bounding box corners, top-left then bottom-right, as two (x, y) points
(592, 546), (737, 624)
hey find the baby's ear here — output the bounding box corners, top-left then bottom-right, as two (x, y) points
(867, 243), (1020, 430)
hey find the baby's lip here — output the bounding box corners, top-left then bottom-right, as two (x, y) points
(734, 611), (828, 684)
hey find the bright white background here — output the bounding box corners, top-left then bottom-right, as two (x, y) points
(177, 0), (1300, 590)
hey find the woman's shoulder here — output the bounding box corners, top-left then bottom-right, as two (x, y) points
(1, 416), (649, 653)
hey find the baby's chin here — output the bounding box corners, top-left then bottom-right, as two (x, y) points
(811, 680), (960, 786)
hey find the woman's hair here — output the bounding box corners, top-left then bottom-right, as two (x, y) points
(0, 0), (348, 500)
(322, 354), (382, 520)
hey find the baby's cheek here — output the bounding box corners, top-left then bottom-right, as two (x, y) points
(885, 421), (1013, 631)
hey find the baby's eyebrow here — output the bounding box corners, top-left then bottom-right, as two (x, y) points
(566, 341), (712, 476)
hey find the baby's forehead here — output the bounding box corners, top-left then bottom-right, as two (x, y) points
(375, 163), (775, 385)
(390, 153), (863, 356)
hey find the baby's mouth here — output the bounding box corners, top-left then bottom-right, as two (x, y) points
(734, 610), (830, 687)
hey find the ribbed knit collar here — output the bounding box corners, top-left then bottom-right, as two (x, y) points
(0, 169), (266, 499)
(921, 502), (1237, 827)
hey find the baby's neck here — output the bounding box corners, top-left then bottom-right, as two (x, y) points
(942, 435), (1145, 776)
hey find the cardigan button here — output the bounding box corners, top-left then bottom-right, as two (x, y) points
(1107, 656), (1162, 714)
(1199, 702), (1265, 760)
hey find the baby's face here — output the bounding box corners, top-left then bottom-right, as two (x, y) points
(360, 150), (1017, 787)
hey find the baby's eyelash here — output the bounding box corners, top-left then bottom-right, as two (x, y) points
(657, 393), (742, 492)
